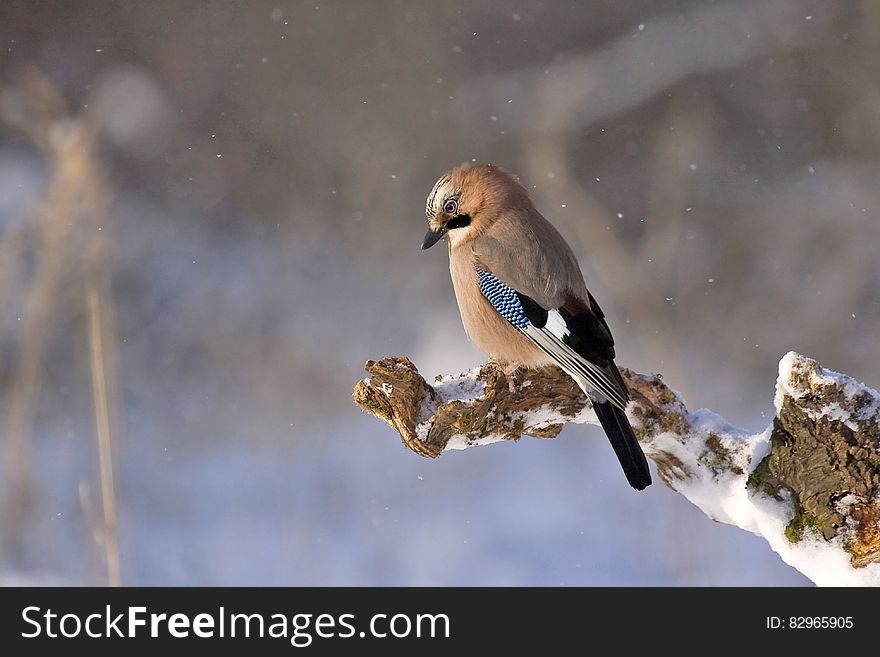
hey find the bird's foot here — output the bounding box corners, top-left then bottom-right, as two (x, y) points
(501, 363), (523, 394)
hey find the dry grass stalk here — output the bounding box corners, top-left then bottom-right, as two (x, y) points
(1, 69), (121, 583)
(87, 288), (120, 586)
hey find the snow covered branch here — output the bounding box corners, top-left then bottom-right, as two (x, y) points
(353, 353), (880, 586)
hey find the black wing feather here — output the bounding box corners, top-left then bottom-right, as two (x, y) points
(558, 306), (615, 364)
(515, 292), (548, 328)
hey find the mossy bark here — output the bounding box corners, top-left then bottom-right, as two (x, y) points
(748, 357), (880, 565)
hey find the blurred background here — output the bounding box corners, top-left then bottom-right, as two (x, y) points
(1, 0), (877, 586)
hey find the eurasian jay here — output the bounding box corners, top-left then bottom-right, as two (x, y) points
(421, 163), (652, 490)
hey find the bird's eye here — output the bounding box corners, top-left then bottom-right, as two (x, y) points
(443, 198), (458, 215)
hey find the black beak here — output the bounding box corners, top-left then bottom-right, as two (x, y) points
(421, 225), (448, 250)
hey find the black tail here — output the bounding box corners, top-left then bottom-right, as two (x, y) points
(593, 400), (652, 490)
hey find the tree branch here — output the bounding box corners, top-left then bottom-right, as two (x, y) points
(353, 352), (880, 585)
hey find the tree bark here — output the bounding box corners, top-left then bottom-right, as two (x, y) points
(353, 352), (880, 586)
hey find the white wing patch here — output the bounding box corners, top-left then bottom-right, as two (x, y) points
(543, 309), (570, 339)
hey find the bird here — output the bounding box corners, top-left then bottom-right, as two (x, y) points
(420, 162), (651, 490)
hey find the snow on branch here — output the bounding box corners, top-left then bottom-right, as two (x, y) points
(353, 352), (880, 586)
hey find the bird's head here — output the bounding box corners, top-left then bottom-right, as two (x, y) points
(421, 162), (529, 250)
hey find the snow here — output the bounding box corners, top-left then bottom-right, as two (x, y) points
(432, 368), (487, 403)
(775, 350), (880, 432)
(510, 404), (572, 432)
(648, 419), (878, 585)
(415, 368), (486, 442)
(654, 355), (880, 585)
(667, 355), (880, 585)
(445, 433), (506, 451)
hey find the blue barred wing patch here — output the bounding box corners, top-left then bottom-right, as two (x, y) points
(476, 269), (530, 329)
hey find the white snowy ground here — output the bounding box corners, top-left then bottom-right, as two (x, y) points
(430, 352), (880, 586)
